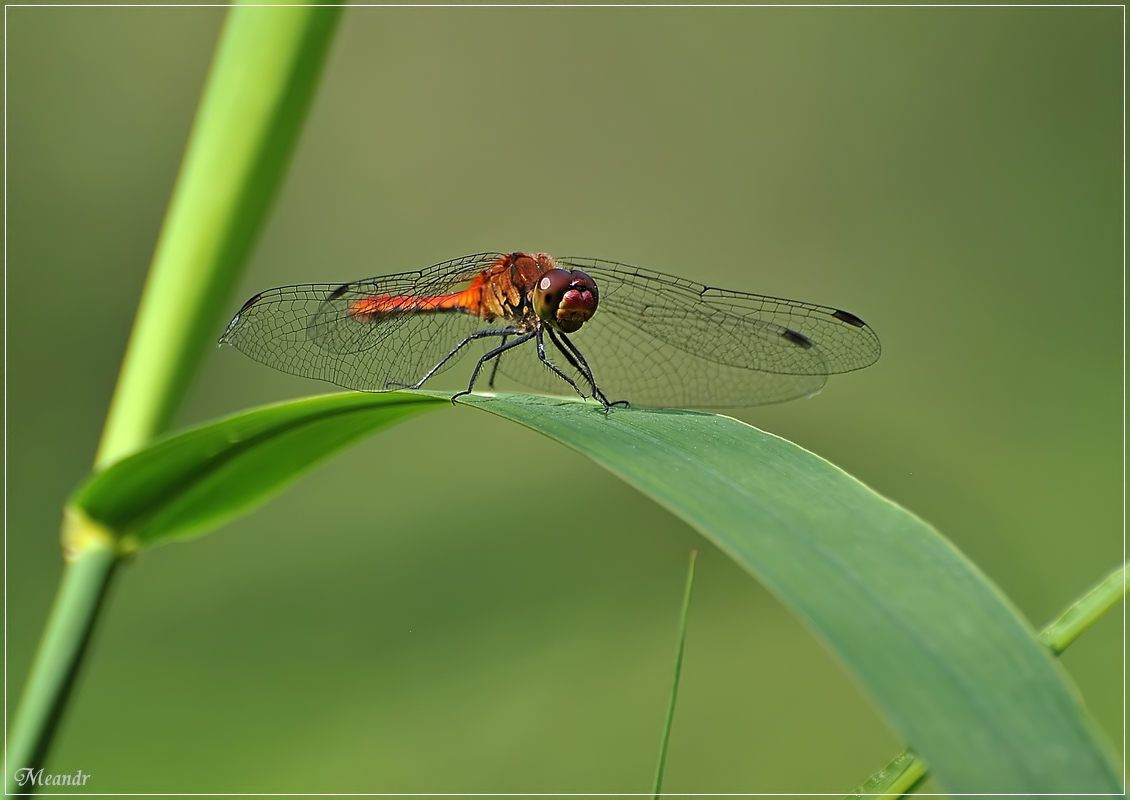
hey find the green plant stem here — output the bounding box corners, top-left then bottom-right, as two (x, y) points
(847, 561), (1128, 799)
(6, 534), (118, 794)
(96, 1), (341, 468)
(848, 750), (929, 799)
(1040, 562), (1127, 654)
(6, 5), (341, 793)
(653, 550), (697, 799)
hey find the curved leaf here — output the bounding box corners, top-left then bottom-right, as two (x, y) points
(65, 389), (1120, 794)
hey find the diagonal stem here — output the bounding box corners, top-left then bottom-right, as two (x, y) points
(653, 550), (698, 799)
(6, 4), (341, 792)
(6, 529), (118, 794)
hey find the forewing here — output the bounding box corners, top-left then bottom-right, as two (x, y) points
(220, 253), (508, 392)
(570, 258), (880, 373)
(497, 257), (880, 408)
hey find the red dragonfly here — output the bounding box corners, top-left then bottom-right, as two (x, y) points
(219, 251), (881, 409)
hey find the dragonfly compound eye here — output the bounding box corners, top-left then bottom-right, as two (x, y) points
(534, 269), (599, 333)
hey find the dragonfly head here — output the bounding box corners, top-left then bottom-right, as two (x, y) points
(534, 268), (599, 333)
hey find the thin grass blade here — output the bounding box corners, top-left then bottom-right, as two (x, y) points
(653, 550), (697, 799)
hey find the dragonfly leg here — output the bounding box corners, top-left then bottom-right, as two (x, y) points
(549, 329), (629, 410)
(388, 327), (522, 391)
(487, 334), (508, 389)
(453, 330), (537, 403)
(532, 327), (592, 402)
(546, 328), (599, 394)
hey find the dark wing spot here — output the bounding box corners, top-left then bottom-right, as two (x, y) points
(327, 283), (351, 302)
(781, 329), (814, 349)
(237, 292), (264, 314)
(832, 309), (867, 328)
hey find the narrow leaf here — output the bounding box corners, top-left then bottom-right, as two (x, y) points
(69, 393), (444, 548)
(63, 388), (1121, 793)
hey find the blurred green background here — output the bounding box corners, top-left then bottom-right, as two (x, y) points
(6, 5), (1123, 794)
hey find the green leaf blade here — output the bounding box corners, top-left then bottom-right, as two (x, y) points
(63, 388), (1119, 792)
(455, 392), (1120, 795)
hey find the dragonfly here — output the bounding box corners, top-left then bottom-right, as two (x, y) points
(219, 251), (881, 409)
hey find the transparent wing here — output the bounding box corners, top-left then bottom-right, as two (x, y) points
(219, 253), (508, 391)
(499, 257), (881, 408)
(222, 252), (881, 408)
